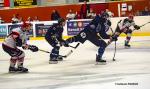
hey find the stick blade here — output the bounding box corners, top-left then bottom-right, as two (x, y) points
(62, 50), (73, 58)
(75, 43), (80, 49)
(39, 49), (50, 53)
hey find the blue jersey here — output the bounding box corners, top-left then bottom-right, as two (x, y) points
(85, 15), (111, 39)
(45, 23), (64, 42)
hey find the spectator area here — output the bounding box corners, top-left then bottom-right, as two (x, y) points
(0, 0), (149, 23)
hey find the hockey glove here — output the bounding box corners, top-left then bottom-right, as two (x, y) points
(28, 45), (39, 52)
(16, 37), (22, 47)
(22, 44), (28, 49)
(107, 20), (112, 26)
(134, 25), (140, 30)
(61, 41), (69, 47)
(111, 35), (118, 41)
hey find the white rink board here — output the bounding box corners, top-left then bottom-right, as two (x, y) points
(0, 16), (150, 37)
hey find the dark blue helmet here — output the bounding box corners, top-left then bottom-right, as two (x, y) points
(101, 12), (109, 19)
(58, 18), (65, 24)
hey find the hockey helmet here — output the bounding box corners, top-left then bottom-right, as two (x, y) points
(101, 12), (109, 18)
(21, 22), (32, 28)
(58, 18), (65, 24)
(128, 14), (134, 20)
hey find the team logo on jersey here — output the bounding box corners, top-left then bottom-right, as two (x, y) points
(80, 32), (86, 38)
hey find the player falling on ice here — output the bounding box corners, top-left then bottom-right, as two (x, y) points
(65, 12), (112, 64)
(108, 14), (140, 48)
(2, 22), (38, 73)
(45, 18), (69, 64)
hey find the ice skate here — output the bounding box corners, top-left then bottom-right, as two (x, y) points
(124, 40), (131, 48)
(95, 54), (106, 65)
(17, 67), (28, 73)
(57, 55), (63, 61)
(125, 44), (131, 48)
(9, 66), (18, 73)
(49, 57), (58, 64)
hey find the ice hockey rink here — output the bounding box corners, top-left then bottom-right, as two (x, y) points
(0, 36), (150, 89)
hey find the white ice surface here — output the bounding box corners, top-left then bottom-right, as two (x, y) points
(0, 36), (150, 89)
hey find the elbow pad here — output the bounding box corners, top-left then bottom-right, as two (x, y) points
(16, 37), (22, 47)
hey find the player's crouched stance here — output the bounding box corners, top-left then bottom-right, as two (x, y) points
(45, 18), (69, 64)
(107, 14), (140, 48)
(2, 22), (38, 73)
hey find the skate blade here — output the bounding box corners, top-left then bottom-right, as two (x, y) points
(49, 61), (58, 64)
(57, 59), (63, 61)
(9, 71), (17, 73)
(95, 62), (106, 65)
(125, 46), (130, 49)
(17, 71), (29, 73)
(9, 71), (29, 73)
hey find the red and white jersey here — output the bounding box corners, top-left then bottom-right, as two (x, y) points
(3, 27), (29, 48)
(118, 18), (135, 32)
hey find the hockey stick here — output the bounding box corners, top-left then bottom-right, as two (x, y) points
(38, 49), (73, 58)
(112, 41), (117, 61)
(60, 43), (79, 57)
(110, 27), (117, 61)
(38, 43), (79, 57)
(133, 21), (150, 31)
(69, 43), (80, 49)
(62, 50), (73, 58)
(39, 49), (50, 53)
(139, 21), (150, 27)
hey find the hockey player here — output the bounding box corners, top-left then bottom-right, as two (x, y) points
(2, 22), (38, 73)
(45, 18), (69, 64)
(65, 12), (111, 64)
(108, 14), (140, 48)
